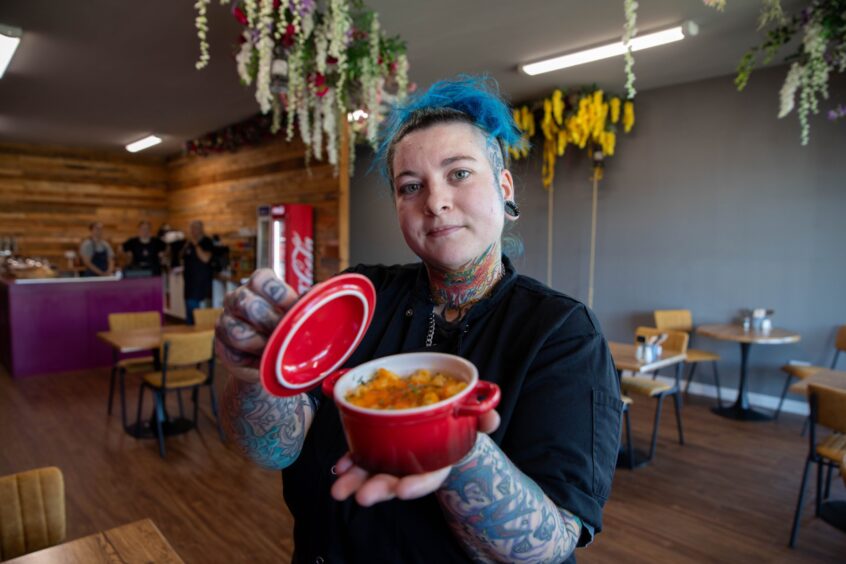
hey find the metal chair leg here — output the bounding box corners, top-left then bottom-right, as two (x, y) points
(712, 361), (723, 408)
(824, 463), (834, 500)
(789, 458), (813, 548)
(672, 392), (685, 446)
(178, 390), (185, 418)
(647, 396), (665, 462)
(108, 366), (116, 415)
(683, 363), (698, 396)
(192, 388), (200, 425)
(208, 384), (224, 441)
(775, 373), (793, 420)
(134, 384), (146, 437)
(623, 408), (634, 469)
(154, 391), (167, 458)
(816, 456), (824, 517)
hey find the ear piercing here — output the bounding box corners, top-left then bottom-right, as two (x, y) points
(505, 200), (520, 218)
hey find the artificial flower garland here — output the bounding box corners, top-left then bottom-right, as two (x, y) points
(194, 0), (409, 170)
(510, 89), (635, 189)
(707, 0), (845, 145)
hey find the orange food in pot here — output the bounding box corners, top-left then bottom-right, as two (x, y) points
(345, 367), (468, 409)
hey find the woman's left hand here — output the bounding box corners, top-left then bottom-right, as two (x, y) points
(330, 409), (501, 506)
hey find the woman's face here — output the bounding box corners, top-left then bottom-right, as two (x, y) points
(391, 122), (514, 271)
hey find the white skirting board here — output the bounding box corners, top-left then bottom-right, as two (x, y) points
(620, 371), (810, 417)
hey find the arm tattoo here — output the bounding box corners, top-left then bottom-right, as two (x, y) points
(221, 376), (315, 470)
(437, 434), (581, 563)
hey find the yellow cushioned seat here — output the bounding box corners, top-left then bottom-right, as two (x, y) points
(816, 433), (846, 463)
(621, 376), (673, 398)
(117, 356), (156, 372)
(142, 368), (207, 389)
(0, 467), (66, 560)
(685, 348), (720, 363)
(781, 363), (823, 380)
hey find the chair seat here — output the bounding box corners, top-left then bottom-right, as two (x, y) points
(117, 356), (156, 372)
(817, 433), (846, 463)
(685, 348), (720, 363)
(622, 395), (633, 406)
(621, 376), (674, 397)
(143, 369), (207, 389)
(781, 364), (824, 380)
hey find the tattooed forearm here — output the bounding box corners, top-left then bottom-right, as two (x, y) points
(221, 376), (314, 470)
(437, 434), (581, 563)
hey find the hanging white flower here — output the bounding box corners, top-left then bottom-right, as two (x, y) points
(623, 0), (638, 99)
(312, 98), (324, 161)
(323, 90), (338, 167)
(255, 0), (276, 114)
(236, 30), (254, 85)
(194, 0), (211, 70)
(778, 62), (802, 118)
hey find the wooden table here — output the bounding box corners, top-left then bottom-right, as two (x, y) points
(5, 518), (183, 563)
(787, 368), (846, 396)
(609, 342), (687, 374)
(97, 325), (208, 438)
(609, 342), (687, 469)
(697, 323), (801, 421)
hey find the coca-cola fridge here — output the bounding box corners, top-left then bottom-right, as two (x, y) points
(256, 204), (314, 295)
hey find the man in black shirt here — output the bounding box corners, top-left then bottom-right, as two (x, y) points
(122, 221), (166, 276)
(181, 220), (214, 325)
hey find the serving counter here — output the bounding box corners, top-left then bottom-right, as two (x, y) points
(0, 275), (163, 377)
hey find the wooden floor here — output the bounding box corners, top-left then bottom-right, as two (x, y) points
(1, 365), (844, 563)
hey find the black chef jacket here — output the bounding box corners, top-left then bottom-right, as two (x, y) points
(283, 257), (622, 563)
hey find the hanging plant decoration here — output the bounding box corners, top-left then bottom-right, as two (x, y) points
(510, 89), (635, 189)
(623, 0), (638, 99)
(194, 0), (410, 169)
(705, 0), (846, 145)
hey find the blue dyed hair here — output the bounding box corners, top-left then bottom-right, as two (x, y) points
(375, 75), (523, 187)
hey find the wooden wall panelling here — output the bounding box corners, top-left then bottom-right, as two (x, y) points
(0, 144), (169, 269)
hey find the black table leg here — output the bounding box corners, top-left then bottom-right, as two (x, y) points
(712, 342), (773, 421)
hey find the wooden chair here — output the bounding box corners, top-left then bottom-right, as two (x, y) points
(777, 325), (846, 419)
(654, 309), (722, 408)
(620, 395), (635, 469)
(107, 311), (161, 426)
(620, 327), (689, 464)
(192, 307), (223, 330)
(134, 330), (221, 458)
(789, 383), (846, 547)
(0, 466), (65, 560)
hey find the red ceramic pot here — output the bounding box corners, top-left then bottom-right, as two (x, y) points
(259, 274), (500, 476)
(321, 352), (500, 476)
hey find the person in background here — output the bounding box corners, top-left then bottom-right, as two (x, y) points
(79, 221), (115, 277)
(122, 220), (166, 276)
(180, 220), (214, 325)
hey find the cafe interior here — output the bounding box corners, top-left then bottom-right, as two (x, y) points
(1, 0), (845, 562)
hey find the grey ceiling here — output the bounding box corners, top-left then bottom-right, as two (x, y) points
(0, 0), (802, 157)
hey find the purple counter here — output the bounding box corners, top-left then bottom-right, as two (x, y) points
(0, 276), (163, 378)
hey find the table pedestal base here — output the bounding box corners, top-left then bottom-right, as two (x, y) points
(125, 418), (195, 439)
(711, 404), (773, 421)
(617, 448), (652, 470)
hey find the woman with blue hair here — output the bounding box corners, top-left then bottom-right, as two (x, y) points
(217, 76), (622, 563)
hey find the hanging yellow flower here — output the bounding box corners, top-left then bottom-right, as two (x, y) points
(623, 101), (635, 133)
(510, 88), (635, 189)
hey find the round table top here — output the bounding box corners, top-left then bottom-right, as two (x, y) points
(697, 323), (801, 345)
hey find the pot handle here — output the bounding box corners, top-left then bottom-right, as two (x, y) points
(321, 369), (350, 400)
(454, 381), (501, 417)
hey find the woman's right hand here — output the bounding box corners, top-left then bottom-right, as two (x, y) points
(215, 268), (299, 383)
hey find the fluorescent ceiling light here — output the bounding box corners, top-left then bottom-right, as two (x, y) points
(521, 24), (695, 76)
(0, 24), (22, 79)
(126, 135), (162, 153)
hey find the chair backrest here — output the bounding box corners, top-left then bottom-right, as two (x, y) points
(635, 326), (689, 354)
(0, 466), (66, 560)
(162, 330), (215, 367)
(834, 325), (846, 353)
(653, 310), (694, 333)
(808, 383), (846, 435)
(192, 307), (224, 330)
(108, 311), (161, 331)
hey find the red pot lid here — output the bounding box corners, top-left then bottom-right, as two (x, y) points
(260, 273), (376, 397)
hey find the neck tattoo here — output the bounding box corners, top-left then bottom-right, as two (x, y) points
(427, 244), (505, 325)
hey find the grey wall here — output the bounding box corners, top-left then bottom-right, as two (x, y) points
(350, 65), (846, 399)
